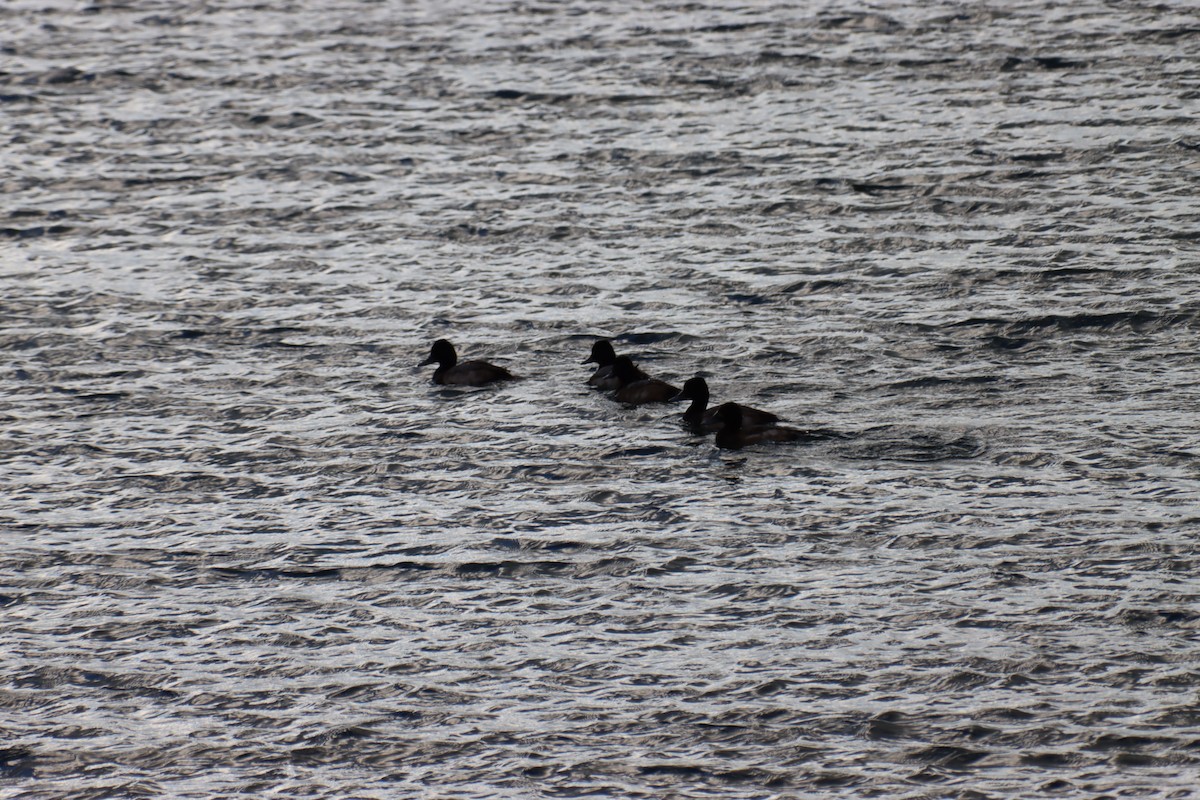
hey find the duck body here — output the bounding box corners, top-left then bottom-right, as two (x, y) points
(610, 355), (678, 405)
(419, 339), (515, 386)
(583, 339), (646, 390)
(671, 376), (780, 433)
(713, 402), (837, 450)
(615, 378), (681, 405)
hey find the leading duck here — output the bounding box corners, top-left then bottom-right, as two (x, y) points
(671, 375), (781, 433)
(419, 339), (516, 386)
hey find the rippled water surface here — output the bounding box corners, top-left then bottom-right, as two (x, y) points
(4, 0), (1200, 797)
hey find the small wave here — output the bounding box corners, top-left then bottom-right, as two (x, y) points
(950, 309), (1192, 335)
(883, 375), (1001, 390)
(837, 427), (986, 462)
(454, 560), (573, 578)
(905, 745), (990, 769)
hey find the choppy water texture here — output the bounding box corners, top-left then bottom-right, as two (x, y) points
(3, 0), (1200, 797)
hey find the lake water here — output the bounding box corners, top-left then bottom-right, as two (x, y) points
(3, 0), (1200, 797)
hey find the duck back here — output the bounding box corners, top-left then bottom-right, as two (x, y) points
(436, 360), (515, 386)
(615, 378), (680, 405)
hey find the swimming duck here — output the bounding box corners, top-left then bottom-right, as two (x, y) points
(713, 402), (838, 450)
(671, 376), (781, 433)
(418, 339), (516, 386)
(611, 355), (679, 405)
(583, 339), (646, 390)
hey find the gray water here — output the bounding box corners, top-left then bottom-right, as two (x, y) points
(4, 0), (1200, 797)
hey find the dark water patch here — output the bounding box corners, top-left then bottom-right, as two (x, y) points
(614, 331), (696, 347)
(234, 111), (324, 129)
(1140, 25), (1200, 42)
(905, 745), (991, 769)
(491, 537), (589, 553)
(778, 278), (852, 295)
(984, 335), (1033, 350)
(756, 50), (821, 64)
(1111, 607), (1200, 630)
(696, 21), (772, 34)
(0, 746), (33, 778)
(358, 560), (444, 576)
(646, 556), (698, 575)
(863, 710), (913, 740)
(0, 225), (74, 238)
(1109, 752), (1180, 767)
(716, 767), (788, 786)
(1001, 55), (1089, 71)
(850, 181), (913, 196)
(210, 565), (346, 581)
(725, 292), (770, 305)
(882, 374), (1002, 391)
(1150, 708), (1200, 727)
(491, 88), (558, 101)
(638, 763), (708, 777)
(23, 66), (90, 85)
(454, 560), (574, 578)
(47, 386), (131, 402)
(600, 445), (673, 459)
(811, 771), (866, 788)
(836, 427), (986, 462)
(753, 678), (794, 697)
(1087, 733), (1178, 752)
(91, 472), (291, 500)
(1010, 151), (1066, 163)
(945, 309), (1191, 336)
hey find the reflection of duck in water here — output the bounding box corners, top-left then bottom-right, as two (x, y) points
(611, 356), (679, 405)
(671, 376), (781, 433)
(419, 339), (516, 386)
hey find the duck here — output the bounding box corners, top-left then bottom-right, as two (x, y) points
(583, 339), (647, 390)
(610, 355), (679, 405)
(418, 339), (516, 386)
(671, 376), (781, 433)
(713, 402), (840, 450)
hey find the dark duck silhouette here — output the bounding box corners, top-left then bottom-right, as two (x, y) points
(713, 402), (841, 450)
(419, 339), (516, 386)
(671, 376), (781, 433)
(583, 339), (647, 390)
(610, 355), (679, 405)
